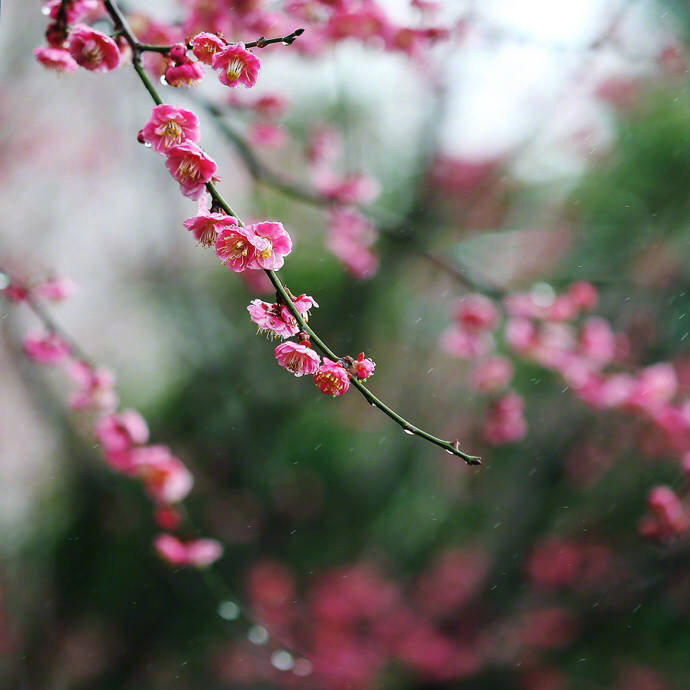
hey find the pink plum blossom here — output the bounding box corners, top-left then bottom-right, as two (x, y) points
(248, 122), (287, 149)
(470, 356), (513, 393)
(579, 317), (616, 365)
(164, 142), (218, 200)
(352, 352), (376, 381)
(567, 281), (598, 310)
(22, 332), (71, 364)
(141, 104), (200, 154)
(440, 326), (493, 360)
(191, 32), (227, 65)
(33, 46), (78, 73)
(68, 24), (120, 72)
(34, 276), (77, 301)
(154, 534), (223, 567)
(315, 172), (380, 205)
(483, 392), (527, 445)
(248, 300), (298, 339)
(211, 43), (261, 88)
(275, 341), (321, 376)
(628, 363), (678, 412)
(215, 224), (259, 271)
(67, 361), (118, 411)
(454, 294), (499, 331)
(95, 409), (149, 456)
(244, 221), (292, 270)
(45, 0), (103, 23)
(185, 209), (237, 247)
(314, 358), (350, 397)
(164, 60), (204, 87)
(248, 295), (318, 339)
(326, 208), (379, 279)
(3, 282), (29, 303)
(639, 486), (689, 540)
(130, 445), (193, 504)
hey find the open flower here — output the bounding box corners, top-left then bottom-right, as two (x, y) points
(212, 43), (260, 88)
(191, 32), (227, 64)
(215, 224), (259, 271)
(245, 220), (292, 270)
(154, 534), (223, 568)
(185, 209), (237, 247)
(352, 352), (376, 381)
(130, 445), (193, 504)
(34, 46), (78, 73)
(164, 142), (217, 199)
(314, 358), (350, 397)
(68, 24), (120, 72)
(141, 104), (200, 154)
(275, 341), (320, 376)
(22, 332), (71, 364)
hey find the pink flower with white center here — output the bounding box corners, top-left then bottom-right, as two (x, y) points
(141, 104), (200, 154)
(314, 358), (350, 397)
(34, 46), (79, 73)
(184, 209), (237, 247)
(164, 142), (218, 200)
(470, 356), (513, 393)
(212, 43), (261, 88)
(482, 392), (527, 445)
(68, 360), (118, 411)
(352, 352), (376, 381)
(275, 341), (321, 377)
(130, 445), (193, 504)
(164, 60), (205, 87)
(191, 32), (227, 64)
(215, 224), (259, 271)
(95, 409), (149, 456)
(22, 331), (71, 364)
(454, 294), (499, 332)
(68, 24), (120, 72)
(154, 534), (223, 568)
(34, 276), (77, 301)
(245, 221), (292, 270)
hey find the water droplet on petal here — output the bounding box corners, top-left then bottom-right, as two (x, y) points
(160, 75), (168, 85)
(41, 5), (51, 15)
(247, 625), (269, 645)
(0, 273), (9, 290)
(271, 650), (294, 671)
(143, 141), (152, 148)
(217, 600), (239, 620)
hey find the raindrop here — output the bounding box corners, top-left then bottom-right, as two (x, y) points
(282, 40), (291, 45)
(143, 141), (152, 148)
(531, 281), (555, 308)
(160, 75), (168, 85)
(445, 449), (454, 455)
(293, 658), (313, 677)
(41, 5), (51, 14)
(403, 428), (414, 436)
(271, 650), (294, 671)
(247, 625), (269, 645)
(0, 273), (9, 290)
(217, 600), (240, 620)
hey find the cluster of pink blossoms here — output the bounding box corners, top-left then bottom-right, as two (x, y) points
(35, 2), (121, 75)
(3, 274), (222, 569)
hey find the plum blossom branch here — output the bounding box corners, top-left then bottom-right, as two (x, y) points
(100, 0), (480, 464)
(198, 97), (493, 295)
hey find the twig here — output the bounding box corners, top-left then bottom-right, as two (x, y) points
(102, 0), (480, 464)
